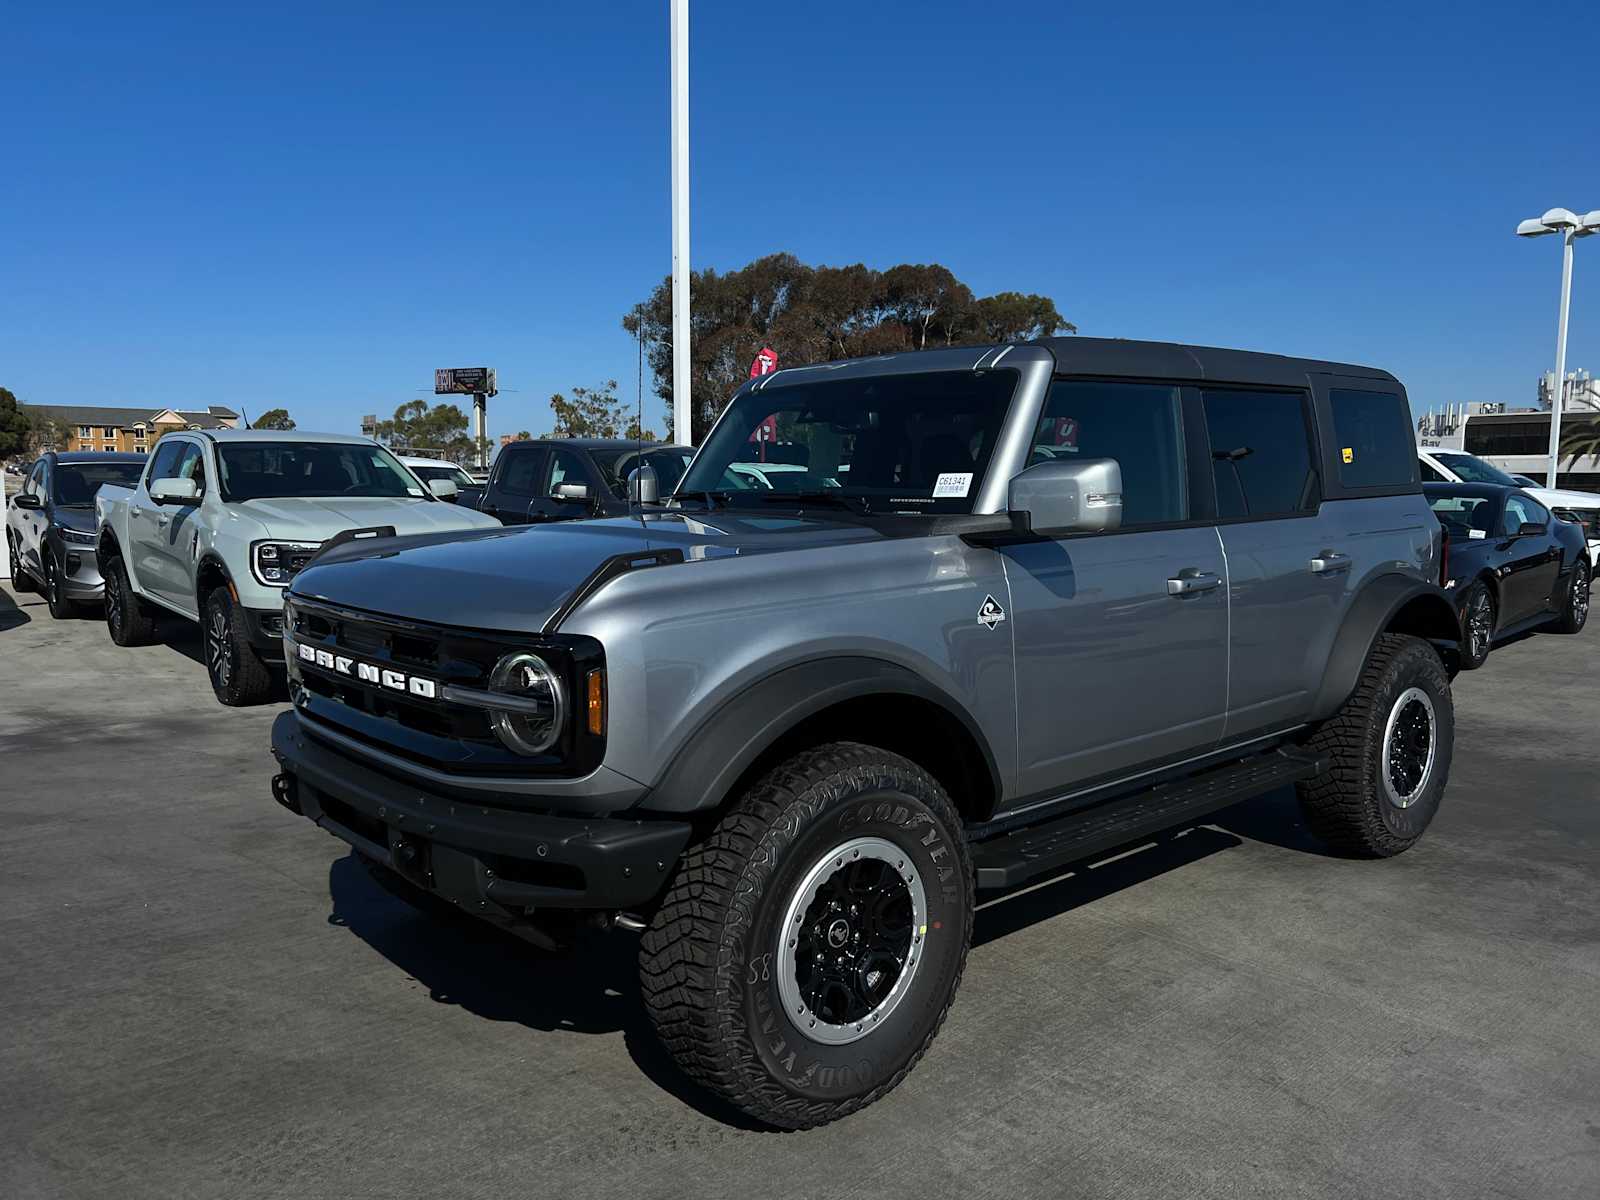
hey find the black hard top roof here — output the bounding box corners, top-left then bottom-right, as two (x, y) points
(503, 438), (689, 452)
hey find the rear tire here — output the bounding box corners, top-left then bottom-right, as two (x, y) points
(8, 533), (38, 592)
(203, 587), (273, 706)
(1297, 633), (1453, 857)
(104, 556), (157, 645)
(42, 549), (79, 619)
(1552, 560), (1589, 634)
(1457, 580), (1494, 669)
(639, 742), (973, 1129)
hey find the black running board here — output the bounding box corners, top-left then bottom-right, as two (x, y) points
(970, 747), (1325, 890)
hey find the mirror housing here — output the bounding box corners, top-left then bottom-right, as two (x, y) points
(13, 493), (41, 510)
(553, 482), (589, 502)
(628, 463), (660, 505)
(1007, 458), (1123, 536)
(149, 477), (199, 505)
(1517, 521), (1546, 537)
(427, 478), (459, 500)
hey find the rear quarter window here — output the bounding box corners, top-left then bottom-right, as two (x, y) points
(1330, 389), (1416, 489)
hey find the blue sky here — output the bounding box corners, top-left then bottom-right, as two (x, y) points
(4, 1), (1597, 440)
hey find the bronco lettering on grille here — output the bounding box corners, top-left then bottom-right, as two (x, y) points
(295, 642), (437, 698)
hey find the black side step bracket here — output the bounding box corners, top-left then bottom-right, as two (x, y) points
(971, 747), (1325, 891)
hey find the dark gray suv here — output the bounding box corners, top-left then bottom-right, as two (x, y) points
(271, 338), (1460, 1128)
(6, 451), (146, 617)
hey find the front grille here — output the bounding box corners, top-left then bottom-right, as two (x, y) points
(282, 546), (321, 582)
(283, 596), (606, 778)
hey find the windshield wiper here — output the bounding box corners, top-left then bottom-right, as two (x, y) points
(758, 490), (874, 515)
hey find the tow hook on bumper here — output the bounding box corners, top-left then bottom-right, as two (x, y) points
(271, 772), (302, 815)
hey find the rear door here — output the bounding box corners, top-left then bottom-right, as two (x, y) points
(1004, 379), (1229, 801)
(18, 460), (48, 577)
(1200, 385), (1338, 740)
(482, 446), (547, 524)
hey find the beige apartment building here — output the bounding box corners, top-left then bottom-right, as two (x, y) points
(20, 404), (242, 455)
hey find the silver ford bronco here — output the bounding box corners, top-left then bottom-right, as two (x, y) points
(271, 338), (1460, 1128)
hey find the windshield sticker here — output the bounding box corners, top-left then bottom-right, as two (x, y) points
(406, 486), (423, 496)
(933, 472), (973, 499)
(1468, 529), (1486, 539)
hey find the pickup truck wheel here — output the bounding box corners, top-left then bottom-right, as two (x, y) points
(639, 742), (973, 1130)
(1552, 560), (1589, 634)
(104, 556), (157, 646)
(8, 533), (38, 592)
(43, 550), (78, 619)
(1296, 633), (1453, 857)
(204, 588), (273, 706)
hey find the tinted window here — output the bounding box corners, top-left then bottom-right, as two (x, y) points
(1505, 494), (1547, 535)
(1330, 389), (1415, 489)
(545, 447), (589, 492)
(24, 461), (46, 496)
(1031, 382), (1187, 525)
(1419, 459), (1449, 483)
(216, 442), (422, 501)
(496, 448), (545, 497)
(1202, 389), (1318, 518)
(1427, 490), (1498, 540)
(145, 440), (186, 486)
(594, 448), (693, 498)
(51, 460), (145, 505)
(1434, 452), (1518, 487)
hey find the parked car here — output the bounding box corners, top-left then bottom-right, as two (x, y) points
(95, 430), (499, 705)
(463, 438), (693, 523)
(6, 452), (147, 617)
(1425, 482), (1589, 667)
(1419, 447), (1600, 571)
(271, 337), (1461, 1128)
(399, 456), (476, 502)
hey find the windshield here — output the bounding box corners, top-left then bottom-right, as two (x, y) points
(52, 461), (145, 505)
(677, 368), (1018, 513)
(217, 442), (426, 502)
(1436, 452), (1519, 487)
(592, 447), (694, 498)
(1427, 490), (1498, 540)
(409, 463), (474, 487)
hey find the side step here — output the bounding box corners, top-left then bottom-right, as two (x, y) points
(971, 747), (1325, 890)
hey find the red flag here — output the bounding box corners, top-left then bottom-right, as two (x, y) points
(749, 347), (778, 378)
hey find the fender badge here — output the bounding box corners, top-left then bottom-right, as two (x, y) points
(977, 594), (1006, 630)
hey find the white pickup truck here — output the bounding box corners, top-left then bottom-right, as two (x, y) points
(95, 429), (499, 705)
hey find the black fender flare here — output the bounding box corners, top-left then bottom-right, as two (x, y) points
(639, 656), (1003, 815)
(1311, 575), (1461, 721)
(194, 550), (235, 602)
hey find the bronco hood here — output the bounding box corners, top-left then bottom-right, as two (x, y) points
(288, 511), (884, 631)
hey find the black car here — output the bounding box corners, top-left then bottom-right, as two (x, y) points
(1425, 482), (1590, 667)
(6, 451), (147, 617)
(463, 439), (694, 524)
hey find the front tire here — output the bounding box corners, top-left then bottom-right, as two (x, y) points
(1297, 633), (1454, 857)
(203, 588), (273, 706)
(1457, 580), (1494, 669)
(8, 533), (38, 592)
(42, 549), (78, 619)
(639, 742), (973, 1129)
(104, 556), (157, 645)
(1552, 560), (1589, 634)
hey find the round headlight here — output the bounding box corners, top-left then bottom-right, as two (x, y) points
(486, 652), (565, 756)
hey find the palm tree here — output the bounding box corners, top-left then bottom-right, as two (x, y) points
(1560, 415), (1600, 467)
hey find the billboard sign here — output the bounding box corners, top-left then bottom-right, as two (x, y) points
(435, 368), (497, 396)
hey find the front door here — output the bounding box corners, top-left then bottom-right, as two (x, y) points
(525, 445), (600, 523)
(483, 446), (546, 524)
(1004, 379), (1228, 802)
(147, 441), (207, 614)
(1499, 493), (1561, 622)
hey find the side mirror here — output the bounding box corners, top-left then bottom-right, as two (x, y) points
(1518, 521), (1546, 537)
(1007, 457), (1123, 536)
(13, 493), (41, 510)
(427, 478), (459, 500)
(150, 477), (200, 505)
(628, 464), (660, 504)
(552, 482), (589, 502)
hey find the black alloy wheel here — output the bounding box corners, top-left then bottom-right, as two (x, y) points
(43, 550), (75, 619)
(206, 598), (236, 696)
(1459, 582), (1494, 669)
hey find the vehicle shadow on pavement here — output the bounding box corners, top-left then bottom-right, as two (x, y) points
(325, 853), (770, 1129)
(1209, 786), (1342, 857)
(0, 585), (34, 631)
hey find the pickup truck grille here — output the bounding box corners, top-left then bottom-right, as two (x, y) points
(282, 596), (605, 778)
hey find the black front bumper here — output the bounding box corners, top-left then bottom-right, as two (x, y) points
(242, 607), (286, 657)
(270, 711), (690, 913)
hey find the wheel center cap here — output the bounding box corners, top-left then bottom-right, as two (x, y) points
(827, 918), (851, 949)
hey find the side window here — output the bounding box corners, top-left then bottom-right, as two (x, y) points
(24, 462), (45, 497)
(1201, 389), (1319, 519)
(1419, 459), (1448, 483)
(495, 449), (545, 498)
(1505, 495), (1546, 535)
(544, 447), (589, 494)
(1330, 389), (1416, 489)
(174, 443), (207, 494)
(1031, 382), (1187, 526)
(146, 440), (186, 486)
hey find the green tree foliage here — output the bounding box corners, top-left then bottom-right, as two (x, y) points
(0, 387), (31, 457)
(373, 399), (472, 460)
(541, 380), (658, 441)
(623, 253), (1074, 440)
(1560, 414), (1600, 467)
(252, 407), (296, 430)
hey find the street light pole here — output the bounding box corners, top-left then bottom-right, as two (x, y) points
(670, 0), (692, 448)
(1517, 207), (1599, 488)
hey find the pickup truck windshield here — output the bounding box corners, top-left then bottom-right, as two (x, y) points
(677, 368), (1018, 514)
(592, 447), (693, 499)
(1435, 452), (1519, 487)
(217, 442), (424, 502)
(53, 461), (144, 505)
(409, 463), (475, 488)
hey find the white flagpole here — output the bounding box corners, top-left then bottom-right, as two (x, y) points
(670, 0), (692, 447)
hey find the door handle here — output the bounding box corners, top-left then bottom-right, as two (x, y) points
(130, 505), (143, 519)
(1310, 552), (1352, 575)
(1167, 570), (1222, 596)
(157, 514), (169, 529)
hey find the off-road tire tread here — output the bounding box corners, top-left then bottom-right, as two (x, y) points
(105, 556), (157, 646)
(1296, 633), (1451, 857)
(207, 589), (273, 706)
(639, 741), (973, 1130)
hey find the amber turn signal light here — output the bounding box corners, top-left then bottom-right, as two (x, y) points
(586, 669), (606, 736)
